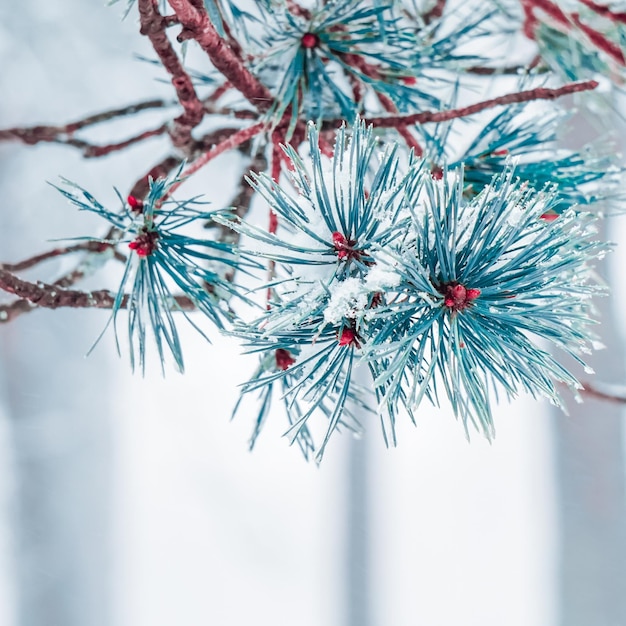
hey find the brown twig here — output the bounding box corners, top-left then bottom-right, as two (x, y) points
(286, 0), (312, 20)
(337, 51), (424, 154)
(579, 0), (626, 24)
(205, 151), (268, 284)
(168, 0), (275, 112)
(422, 0), (447, 25)
(83, 125), (168, 158)
(0, 242), (124, 273)
(138, 0), (205, 149)
(523, 0), (626, 66)
(0, 268), (195, 322)
(465, 64), (547, 75)
(167, 121), (267, 196)
(376, 92), (423, 156)
(0, 99), (171, 147)
(364, 80), (599, 128)
(579, 381), (626, 404)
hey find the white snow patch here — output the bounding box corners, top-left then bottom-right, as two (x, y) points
(365, 265), (400, 291)
(324, 278), (369, 325)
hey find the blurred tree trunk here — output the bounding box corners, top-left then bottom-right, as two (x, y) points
(552, 101), (626, 626)
(345, 432), (371, 626)
(0, 3), (117, 622)
(0, 310), (113, 626)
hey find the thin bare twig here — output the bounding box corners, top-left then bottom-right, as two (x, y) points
(167, 121), (267, 197)
(364, 80), (599, 128)
(0, 242), (124, 273)
(0, 99), (171, 147)
(579, 381), (626, 404)
(0, 268), (195, 323)
(579, 0), (626, 24)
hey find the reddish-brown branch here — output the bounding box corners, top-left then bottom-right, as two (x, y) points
(205, 81), (232, 105)
(579, 0), (626, 24)
(83, 125), (167, 158)
(167, 122), (267, 196)
(364, 80), (599, 128)
(523, 0), (626, 66)
(163, 14), (181, 27)
(204, 151), (267, 284)
(571, 12), (626, 65)
(466, 63), (548, 75)
(138, 0), (205, 149)
(423, 0), (447, 24)
(580, 381), (626, 404)
(522, 0), (570, 29)
(129, 155), (184, 200)
(336, 51), (423, 154)
(127, 126), (251, 201)
(0, 99), (170, 147)
(1, 242), (124, 273)
(167, 0), (274, 112)
(0, 268), (195, 322)
(377, 92), (423, 156)
(286, 0), (312, 20)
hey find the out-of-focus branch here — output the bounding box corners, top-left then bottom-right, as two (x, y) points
(0, 99), (171, 147)
(571, 13), (625, 65)
(167, 121), (267, 196)
(337, 50), (423, 154)
(205, 150), (268, 282)
(580, 381), (626, 404)
(138, 0), (205, 149)
(80, 125), (167, 158)
(364, 80), (599, 127)
(579, 0), (626, 24)
(286, 0), (312, 20)
(523, 0), (626, 65)
(0, 242), (125, 273)
(0, 268), (195, 322)
(422, 0), (446, 24)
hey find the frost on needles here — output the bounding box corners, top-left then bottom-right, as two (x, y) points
(225, 119), (608, 461)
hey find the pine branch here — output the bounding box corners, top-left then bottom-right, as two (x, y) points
(579, 381), (626, 403)
(579, 0), (626, 24)
(138, 0), (205, 149)
(168, 0), (275, 112)
(0, 98), (170, 146)
(364, 80), (599, 128)
(0, 242), (125, 273)
(0, 268), (195, 320)
(166, 122), (267, 197)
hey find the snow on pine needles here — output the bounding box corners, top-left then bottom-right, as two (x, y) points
(223, 119), (607, 461)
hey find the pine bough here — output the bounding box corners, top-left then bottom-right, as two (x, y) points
(2, 0), (624, 460)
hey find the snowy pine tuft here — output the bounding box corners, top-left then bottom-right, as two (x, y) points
(226, 118), (607, 460)
(57, 165), (255, 374)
